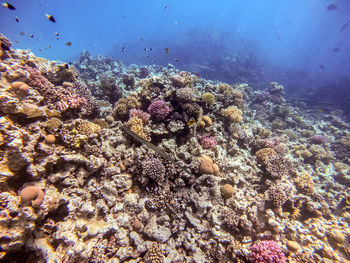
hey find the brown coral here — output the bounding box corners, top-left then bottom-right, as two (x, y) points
(198, 155), (219, 175)
(295, 172), (315, 195)
(221, 106), (242, 123)
(20, 186), (45, 208)
(255, 148), (277, 164)
(126, 116), (150, 141)
(113, 96), (141, 119)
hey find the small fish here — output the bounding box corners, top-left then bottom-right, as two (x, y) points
(65, 41), (72, 46)
(149, 48), (152, 51)
(174, 58), (179, 62)
(55, 32), (59, 36)
(164, 5), (168, 10)
(39, 48), (43, 51)
(332, 47), (340, 52)
(29, 33), (34, 38)
(15, 16), (19, 22)
(19, 31), (25, 36)
(15, 40), (19, 44)
(56, 37), (60, 40)
(122, 47), (126, 52)
(165, 48), (169, 54)
(340, 22), (348, 33)
(327, 4), (337, 11)
(187, 119), (196, 126)
(47, 45), (51, 49)
(140, 37), (143, 41)
(46, 13), (56, 23)
(2, 2), (15, 10)
(144, 48), (148, 51)
(319, 64), (325, 70)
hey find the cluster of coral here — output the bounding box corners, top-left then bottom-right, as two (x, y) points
(1, 34), (350, 262)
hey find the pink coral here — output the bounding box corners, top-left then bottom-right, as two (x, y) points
(201, 136), (217, 149)
(148, 100), (170, 120)
(249, 240), (286, 263)
(67, 95), (87, 108)
(310, 135), (328, 145)
(130, 109), (150, 124)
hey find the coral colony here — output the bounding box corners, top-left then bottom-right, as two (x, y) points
(1, 33), (350, 262)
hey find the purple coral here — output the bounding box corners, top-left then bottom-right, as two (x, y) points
(148, 100), (170, 120)
(201, 136), (217, 149)
(130, 109), (150, 124)
(249, 240), (286, 263)
(310, 135), (328, 145)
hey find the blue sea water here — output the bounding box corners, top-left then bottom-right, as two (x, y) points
(1, 0), (350, 111)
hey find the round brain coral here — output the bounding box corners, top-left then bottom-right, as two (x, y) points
(249, 240), (286, 263)
(20, 186), (45, 208)
(202, 92), (215, 105)
(221, 105), (242, 123)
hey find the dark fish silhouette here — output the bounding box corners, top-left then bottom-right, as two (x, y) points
(65, 41), (72, 46)
(340, 22), (348, 33)
(122, 47), (126, 52)
(2, 2), (15, 10)
(55, 32), (59, 36)
(0, 42), (11, 51)
(15, 16), (19, 22)
(332, 47), (340, 52)
(165, 48), (169, 54)
(327, 4), (337, 11)
(29, 33), (34, 38)
(19, 31), (25, 36)
(319, 64), (325, 70)
(46, 13), (56, 23)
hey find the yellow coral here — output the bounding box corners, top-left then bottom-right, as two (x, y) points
(197, 115), (213, 128)
(202, 93), (215, 105)
(255, 148), (277, 164)
(76, 120), (102, 135)
(45, 118), (62, 132)
(114, 96), (141, 118)
(126, 116), (150, 141)
(0, 133), (4, 146)
(221, 106), (242, 123)
(295, 172), (315, 195)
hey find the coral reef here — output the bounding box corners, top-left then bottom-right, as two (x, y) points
(0, 35), (349, 262)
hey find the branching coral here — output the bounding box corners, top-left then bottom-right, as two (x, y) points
(295, 172), (315, 195)
(113, 96), (141, 119)
(142, 157), (166, 183)
(126, 116), (150, 141)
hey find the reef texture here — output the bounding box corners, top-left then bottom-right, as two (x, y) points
(0, 37), (350, 263)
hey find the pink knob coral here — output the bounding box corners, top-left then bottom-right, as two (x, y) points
(148, 100), (170, 120)
(201, 135), (217, 149)
(249, 240), (286, 263)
